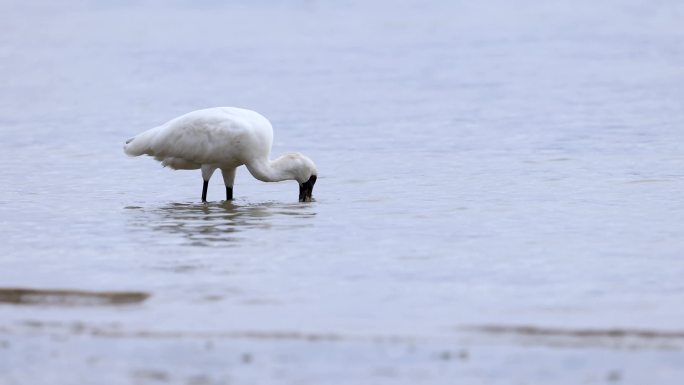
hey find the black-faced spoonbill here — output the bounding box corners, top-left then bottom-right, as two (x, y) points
(124, 107), (317, 202)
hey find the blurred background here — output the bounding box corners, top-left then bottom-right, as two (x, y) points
(1, 0), (684, 384)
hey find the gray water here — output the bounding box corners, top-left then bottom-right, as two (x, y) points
(2, 0), (684, 383)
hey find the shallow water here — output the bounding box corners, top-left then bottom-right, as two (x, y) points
(2, 0), (684, 383)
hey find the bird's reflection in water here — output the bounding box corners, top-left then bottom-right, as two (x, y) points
(126, 201), (316, 247)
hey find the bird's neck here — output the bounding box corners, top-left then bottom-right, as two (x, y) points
(246, 156), (293, 183)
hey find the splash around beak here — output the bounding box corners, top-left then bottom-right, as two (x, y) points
(299, 175), (317, 202)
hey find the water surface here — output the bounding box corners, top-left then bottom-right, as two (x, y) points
(1, 0), (684, 383)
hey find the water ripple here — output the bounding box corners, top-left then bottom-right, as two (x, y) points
(125, 201), (316, 247)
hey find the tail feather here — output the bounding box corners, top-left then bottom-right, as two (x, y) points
(123, 126), (161, 156)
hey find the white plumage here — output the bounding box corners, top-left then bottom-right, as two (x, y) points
(124, 107), (317, 202)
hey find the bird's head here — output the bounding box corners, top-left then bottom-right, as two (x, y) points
(253, 152), (318, 202)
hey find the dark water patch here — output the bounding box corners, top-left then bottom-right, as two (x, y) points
(625, 179), (672, 184)
(467, 324), (684, 350)
(11, 320), (414, 344)
(473, 325), (684, 339)
(0, 288), (149, 306)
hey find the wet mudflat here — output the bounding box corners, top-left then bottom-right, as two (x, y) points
(0, 288), (149, 306)
(1, 0), (684, 383)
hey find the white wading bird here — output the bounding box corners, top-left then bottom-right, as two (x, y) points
(124, 107), (317, 202)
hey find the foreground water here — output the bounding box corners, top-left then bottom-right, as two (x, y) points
(1, 0), (684, 383)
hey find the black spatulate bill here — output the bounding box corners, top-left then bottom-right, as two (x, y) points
(299, 175), (317, 202)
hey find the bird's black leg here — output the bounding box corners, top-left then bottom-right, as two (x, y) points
(226, 186), (233, 201)
(202, 180), (209, 202)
